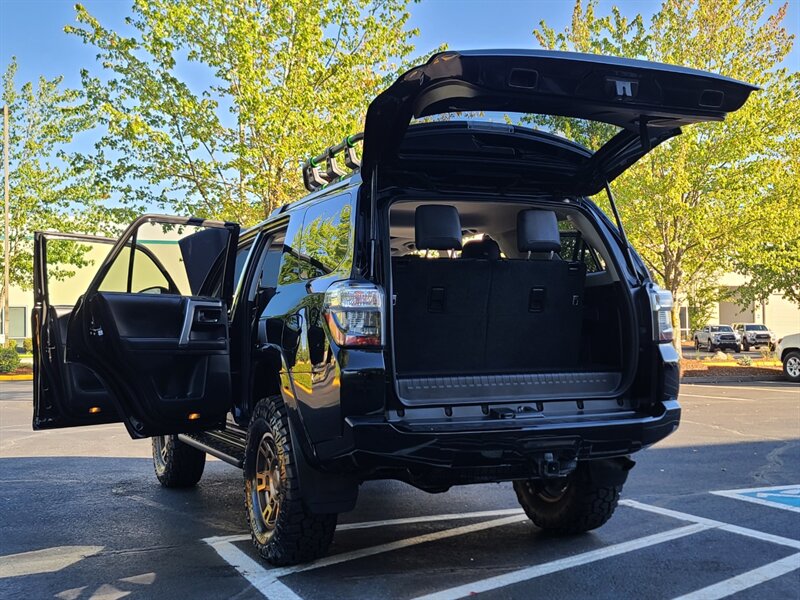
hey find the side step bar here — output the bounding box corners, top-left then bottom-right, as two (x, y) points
(178, 423), (247, 468)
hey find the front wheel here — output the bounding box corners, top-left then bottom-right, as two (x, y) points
(783, 351), (800, 383)
(244, 397), (337, 566)
(151, 435), (206, 488)
(743, 339), (750, 351)
(513, 464), (622, 534)
(694, 338), (700, 351)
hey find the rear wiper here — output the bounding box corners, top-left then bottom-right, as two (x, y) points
(604, 181), (644, 285)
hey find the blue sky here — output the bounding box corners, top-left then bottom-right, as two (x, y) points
(2, 0), (797, 89)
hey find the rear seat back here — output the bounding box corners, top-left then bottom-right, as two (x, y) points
(484, 210), (586, 371)
(392, 205), (491, 375)
(392, 206), (586, 376)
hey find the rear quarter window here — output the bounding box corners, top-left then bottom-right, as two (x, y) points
(280, 193), (354, 283)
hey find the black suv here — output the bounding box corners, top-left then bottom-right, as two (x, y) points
(33, 50), (755, 565)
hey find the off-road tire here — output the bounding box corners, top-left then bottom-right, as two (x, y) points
(513, 464), (621, 534)
(783, 350), (800, 383)
(694, 338), (700, 351)
(244, 396), (337, 566)
(743, 339), (750, 351)
(151, 435), (206, 488)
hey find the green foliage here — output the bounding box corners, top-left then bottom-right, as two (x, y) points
(0, 57), (133, 307)
(23, 338), (33, 354)
(736, 355), (753, 366)
(4, 338), (18, 350)
(69, 0), (425, 225)
(0, 347), (20, 373)
(533, 0), (799, 353)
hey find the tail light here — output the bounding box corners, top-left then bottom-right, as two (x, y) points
(323, 280), (384, 348)
(647, 284), (674, 343)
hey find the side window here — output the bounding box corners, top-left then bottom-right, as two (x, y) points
(44, 237), (115, 306)
(279, 194), (354, 284)
(300, 196), (353, 273)
(250, 231), (286, 300)
(558, 232), (605, 273)
(97, 220), (232, 297)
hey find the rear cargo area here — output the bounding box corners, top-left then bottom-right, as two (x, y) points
(388, 200), (631, 404)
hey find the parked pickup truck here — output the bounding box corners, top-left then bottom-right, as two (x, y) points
(733, 323), (776, 351)
(693, 325), (742, 352)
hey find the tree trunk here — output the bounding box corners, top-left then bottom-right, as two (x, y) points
(671, 301), (682, 359)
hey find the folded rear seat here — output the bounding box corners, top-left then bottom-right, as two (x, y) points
(484, 210), (586, 371)
(392, 205), (491, 375)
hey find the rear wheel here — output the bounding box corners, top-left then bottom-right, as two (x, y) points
(513, 464), (621, 534)
(151, 435), (206, 488)
(783, 351), (800, 383)
(244, 396), (337, 566)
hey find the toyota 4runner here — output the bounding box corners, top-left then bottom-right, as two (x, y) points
(32, 50), (755, 565)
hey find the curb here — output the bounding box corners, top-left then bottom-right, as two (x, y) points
(681, 375), (786, 384)
(0, 374), (33, 381)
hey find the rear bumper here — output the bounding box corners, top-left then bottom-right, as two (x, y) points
(317, 399), (680, 474)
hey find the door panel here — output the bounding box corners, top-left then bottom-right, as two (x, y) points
(34, 216), (240, 438)
(33, 233), (122, 430)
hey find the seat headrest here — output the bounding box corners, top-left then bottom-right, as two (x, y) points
(517, 210), (561, 253)
(415, 205), (462, 251)
(461, 235), (501, 260)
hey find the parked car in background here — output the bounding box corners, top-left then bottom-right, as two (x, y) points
(733, 323), (776, 351)
(693, 325), (742, 352)
(776, 333), (800, 383)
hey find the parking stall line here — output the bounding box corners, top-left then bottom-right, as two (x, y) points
(410, 524), (710, 600)
(336, 508), (526, 531)
(620, 500), (800, 550)
(681, 383), (799, 394)
(679, 393), (756, 402)
(204, 514), (528, 598)
(671, 553), (800, 600)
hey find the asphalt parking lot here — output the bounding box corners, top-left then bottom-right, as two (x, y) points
(1, 380), (798, 600)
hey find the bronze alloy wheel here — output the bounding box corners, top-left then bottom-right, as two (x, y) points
(154, 436), (168, 464)
(249, 431), (284, 540)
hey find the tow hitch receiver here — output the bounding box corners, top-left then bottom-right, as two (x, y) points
(538, 452), (578, 479)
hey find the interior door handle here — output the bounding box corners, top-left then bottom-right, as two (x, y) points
(179, 300), (225, 347)
(195, 308), (222, 324)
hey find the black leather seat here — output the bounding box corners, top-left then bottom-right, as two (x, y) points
(484, 210), (586, 371)
(392, 205), (491, 375)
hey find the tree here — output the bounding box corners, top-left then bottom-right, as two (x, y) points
(532, 0), (799, 355)
(69, 0), (423, 225)
(0, 57), (128, 313)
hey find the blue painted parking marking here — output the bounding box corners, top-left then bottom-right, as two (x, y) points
(711, 484), (800, 513)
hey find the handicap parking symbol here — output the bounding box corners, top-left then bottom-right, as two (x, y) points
(712, 484), (800, 513)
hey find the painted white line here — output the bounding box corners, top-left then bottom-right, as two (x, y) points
(411, 524), (710, 600)
(710, 484), (800, 514)
(671, 552), (800, 600)
(0, 545), (104, 578)
(679, 393), (756, 402)
(682, 383), (799, 394)
(204, 536), (302, 600)
(205, 514), (528, 598)
(337, 507), (526, 531)
(202, 508), (530, 547)
(620, 500), (800, 550)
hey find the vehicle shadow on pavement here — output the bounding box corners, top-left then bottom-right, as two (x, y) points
(1, 437), (798, 600)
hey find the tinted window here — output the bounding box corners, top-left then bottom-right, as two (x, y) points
(250, 232), (286, 299)
(746, 324), (768, 331)
(279, 194), (354, 283)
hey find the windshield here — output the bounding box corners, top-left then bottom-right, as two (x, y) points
(745, 325), (768, 331)
(710, 326), (733, 332)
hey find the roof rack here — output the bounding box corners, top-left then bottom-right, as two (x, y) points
(302, 132), (363, 192)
